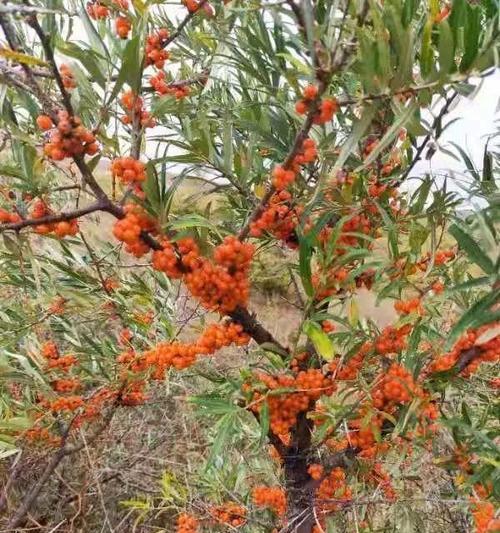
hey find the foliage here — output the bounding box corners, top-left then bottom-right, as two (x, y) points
(0, 0), (499, 532)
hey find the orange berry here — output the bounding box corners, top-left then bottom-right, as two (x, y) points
(36, 115), (53, 130)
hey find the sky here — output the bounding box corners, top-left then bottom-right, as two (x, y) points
(411, 70), (499, 186)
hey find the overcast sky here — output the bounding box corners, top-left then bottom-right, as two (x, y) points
(411, 70), (499, 186)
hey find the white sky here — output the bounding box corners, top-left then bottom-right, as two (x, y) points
(412, 70), (499, 184)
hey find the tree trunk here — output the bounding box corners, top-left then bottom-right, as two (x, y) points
(283, 413), (316, 533)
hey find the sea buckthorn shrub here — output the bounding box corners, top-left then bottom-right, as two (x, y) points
(0, 1), (498, 532)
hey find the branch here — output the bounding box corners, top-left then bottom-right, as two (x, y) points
(8, 2), (289, 359)
(0, 14), (55, 112)
(228, 305), (287, 349)
(456, 346), (482, 373)
(26, 13), (73, 115)
(0, 202), (104, 232)
(162, 0), (208, 49)
(399, 90), (459, 183)
(238, 88), (325, 241)
(6, 400), (119, 529)
(238, 0), (367, 241)
(142, 69), (209, 93)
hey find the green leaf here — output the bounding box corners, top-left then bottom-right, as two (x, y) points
(410, 176), (432, 215)
(303, 321), (335, 361)
(168, 213), (222, 237)
(420, 19), (433, 78)
(459, 3), (481, 72)
(189, 396), (239, 415)
(449, 142), (480, 181)
(258, 401), (270, 447)
(108, 36), (142, 104)
(205, 413), (235, 469)
(449, 223), (494, 274)
(298, 235), (313, 297)
(438, 20), (455, 75)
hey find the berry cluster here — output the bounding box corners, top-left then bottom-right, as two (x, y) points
(152, 239), (184, 278)
(430, 324), (500, 375)
(417, 248), (455, 270)
(371, 363), (420, 407)
(112, 204), (157, 257)
(321, 320), (336, 333)
(115, 16), (131, 39)
(471, 500), (500, 533)
(329, 341), (371, 380)
(394, 297), (423, 315)
(120, 379), (147, 406)
(49, 395), (84, 412)
(247, 369), (335, 438)
(249, 191), (303, 247)
(121, 321), (250, 380)
(111, 157), (146, 184)
(311, 267), (349, 300)
(366, 462), (396, 501)
(150, 72), (191, 99)
(252, 486), (286, 517)
(374, 324), (412, 355)
(181, 236), (254, 312)
(60, 64), (76, 89)
(209, 502), (247, 527)
(315, 467), (352, 511)
(120, 91), (155, 128)
(183, 0), (201, 12)
(39, 111), (99, 161)
(31, 200), (79, 238)
(23, 426), (61, 447)
(307, 463), (324, 480)
(146, 28), (170, 68)
(0, 208), (21, 224)
(295, 85), (339, 124)
(41, 341), (78, 371)
(343, 410), (387, 458)
(86, 0), (110, 19)
(176, 513), (199, 533)
(86, 0), (129, 21)
(51, 378), (80, 393)
(74, 387), (118, 426)
(271, 138), (317, 190)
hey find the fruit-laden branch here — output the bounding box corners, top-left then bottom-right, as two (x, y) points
(0, 202), (104, 232)
(238, 86), (326, 241)
(238, 0), (364, 241)
(142, 69), (209, 92)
